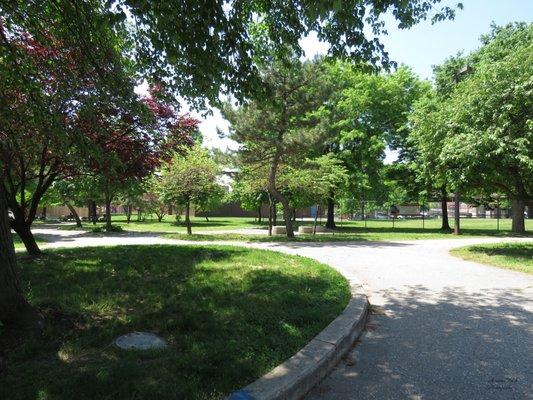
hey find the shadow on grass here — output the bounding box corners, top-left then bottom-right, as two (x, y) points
(308, 285), (532, 400)
(2, 245), (350, 400)
(464, 243), (533, 260)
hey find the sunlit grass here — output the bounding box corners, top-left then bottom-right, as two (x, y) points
(450, 242), (533, 274)
(53, 216), (532, 241)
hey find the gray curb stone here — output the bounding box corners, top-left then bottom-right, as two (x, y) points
(227, 277), (368, 400)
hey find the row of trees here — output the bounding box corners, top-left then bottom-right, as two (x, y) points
(409, 23), (532, 234)
(225, 23), (532, 237)
(223, 59), (430, 237)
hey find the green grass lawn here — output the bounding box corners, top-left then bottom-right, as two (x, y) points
(57, 215), (265, 232)
(161, 218), (532, 242)
(450, 242), (533, 274)
(54, 216), (532, 241)
(1, 245), (350, 400)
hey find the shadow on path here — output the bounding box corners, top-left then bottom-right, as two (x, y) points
(307, 285), (532, 400)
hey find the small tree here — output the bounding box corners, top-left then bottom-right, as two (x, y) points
(281, 154), (348, 233)
(231, 169), (270, 222)
(144, 176), (170, 222)
(160, 146), (221, 234)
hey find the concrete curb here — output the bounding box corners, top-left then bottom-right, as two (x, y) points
(228, 277), (368, 400)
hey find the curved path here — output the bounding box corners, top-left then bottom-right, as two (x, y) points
(33, 228), (532, 400)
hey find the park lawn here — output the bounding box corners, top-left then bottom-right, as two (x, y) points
(1, 245), (350, 400)
(55, 216), (531, 239)
(57, 215), (265, 232)
(450, 242), (533, 274)
(163, 218), (532, 242)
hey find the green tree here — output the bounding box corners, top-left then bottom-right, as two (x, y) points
(411, 23), (532, 234)
(116, 0), (461, 103)
(159, 146), (221, 234)
(409, 90), (454, 230)
(282, 154), (348, 232)
(231, 171), (270, 222)
(439, 23), (532, 233)
(223, 59), (334, 237)
(324, 63), (429, 227)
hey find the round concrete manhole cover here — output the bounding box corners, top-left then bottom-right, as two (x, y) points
(114, 332), (168, 350)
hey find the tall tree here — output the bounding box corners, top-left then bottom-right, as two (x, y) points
(409, 90), (454, 230)
(411, 23), (532, 234)
(0, 2), (149, 329)
(323, 63), (428, 228)
(223, 59), (334, 237)
(439, 23), (532, 233)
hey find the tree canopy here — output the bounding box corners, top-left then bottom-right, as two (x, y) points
(409, 22), (532, 233)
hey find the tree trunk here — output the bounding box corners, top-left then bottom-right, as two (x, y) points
(257, 205), (262, 223)
(326, 196), (336, 229)
(105, 193), (112, 230)
(268, 198), (273, 236)
(12, 221), (41, 256)
(0, 183), (42, 330)
(126, 204), (132, 223)
(42, 207), (47, 219)
(91, 201), (97, 225)
(267, 149), (293, 237)
(453, 191), (461, 235)
(280, 200), (295, 238)
(273, 202), (277, 226)
(361, 199), (366, 227)
(205, 216), (210, 222)
(440, 187), (451, 231)
(511, 198), (526, 234)
(291, 207), (296, 222)
(185, 200), (192, 235)
(65, 202), (82, 227)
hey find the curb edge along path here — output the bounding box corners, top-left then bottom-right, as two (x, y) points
(227, 278), (368, 400)
(36, 230), (533, 400)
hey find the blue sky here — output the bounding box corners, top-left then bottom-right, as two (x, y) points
(198, 0), (533, 150)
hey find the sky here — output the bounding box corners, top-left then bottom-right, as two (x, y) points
(190, 0), (533, 153)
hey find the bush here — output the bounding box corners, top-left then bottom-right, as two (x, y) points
(90, 225), (123, 233)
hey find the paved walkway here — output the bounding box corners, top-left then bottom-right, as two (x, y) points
(33, 228), (533, 400)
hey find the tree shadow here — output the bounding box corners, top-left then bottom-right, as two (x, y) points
(464, 243), (533, 261)
(307, 285), (532, 400)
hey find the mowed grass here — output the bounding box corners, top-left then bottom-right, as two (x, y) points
(162, 218), (532, 242)
(450, 242), (533, 274)
(1, 245), (350, 400)
(54, 216), (531, 241)
(57, 215), (264, 232)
